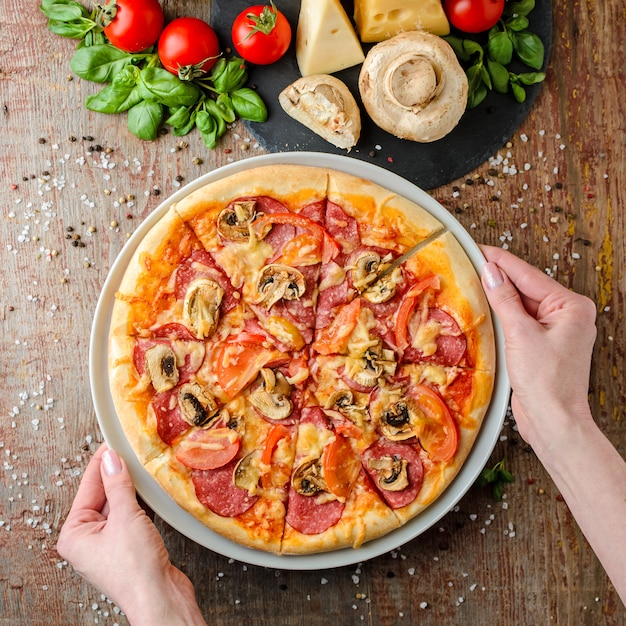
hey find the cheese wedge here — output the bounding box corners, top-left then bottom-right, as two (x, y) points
(296, 0), (365, 76)
(354, 0), (450, 43)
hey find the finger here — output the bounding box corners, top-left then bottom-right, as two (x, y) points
(100, 448), (141, 517)
(65, 444), (108, 522)
(481, 262), (542, 337)
(480, 245), (567, 305)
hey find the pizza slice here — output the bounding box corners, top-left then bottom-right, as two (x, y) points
(143, 393), (298, 553)
(280, 404), (399, 554)
(174, 165), (331, 350)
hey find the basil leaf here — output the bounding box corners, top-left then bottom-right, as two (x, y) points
(467, 73), (488, 109)
(165, 105), (192, 129)
(481, 64), (492, 90)
(513, 32), (545, 70)
(47, 17), (95, 39)
(463, 39), (484, 60)
(505, 0), (535, 17)
(203, 101), (227, 137)
(212, 57), (247, 94)
(127, 100), (163, 140)
(171, 111), (197, 137)
(196, 110), (218, 148)
(215, 94), (236, 123)
(510, 81), (527, 103)
(506, 15), (530, 31)
(466, 64), (485, 95)
(488, 29), (513, 65)
(112, 65), (141, 89)
(517, 71), (546, 85)
(70, 45), (134, 83)
(40, 1), (88, 21)
(85, 83), (142, 113)
(139, 67), (201, 107)
(487, 59), (510, 93)
(231, 88), (267, 123)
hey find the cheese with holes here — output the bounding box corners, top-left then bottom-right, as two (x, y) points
(296, 0), (365, 76)
(354, 0), (450, 42)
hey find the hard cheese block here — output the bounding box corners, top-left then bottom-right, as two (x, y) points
(354, 0), (450, 42)
(296, 0), (365, 76)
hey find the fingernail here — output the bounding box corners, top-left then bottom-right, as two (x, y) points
(102, 448), (122, 476)
(483, 262), (504, 290)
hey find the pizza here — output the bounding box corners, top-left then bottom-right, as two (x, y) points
(107, 164), (496, 555)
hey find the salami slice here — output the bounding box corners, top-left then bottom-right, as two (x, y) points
(151, 387), (189, 445)
(325, 201), (359, 250)
(192, 459), (258, 517)
(403, 308), (467, 366)
(285, 487), (345, 535)
(362, 439), (424, 509)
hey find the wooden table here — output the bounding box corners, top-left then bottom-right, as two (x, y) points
(1, 1), (624, 624)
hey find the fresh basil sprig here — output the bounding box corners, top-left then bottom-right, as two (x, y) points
(478, 457), (515, 501)
(445, 0), (546, 108)
(40, 1), (268, 146)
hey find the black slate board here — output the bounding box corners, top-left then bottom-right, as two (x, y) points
(211, 1), (552, 190)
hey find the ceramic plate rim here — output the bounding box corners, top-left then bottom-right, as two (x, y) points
(90, 151), (510, 571)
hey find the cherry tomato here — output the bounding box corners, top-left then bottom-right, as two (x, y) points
(231, 2), (292, 65)
(322, 434), (360, 499)
(158, 17), (221, 80)
(101, 0), (164, 53)
(443, 0), (505, 33)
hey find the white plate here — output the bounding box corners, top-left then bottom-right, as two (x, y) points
(90, 152), (509, 571)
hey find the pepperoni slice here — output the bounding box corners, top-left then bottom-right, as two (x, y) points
(151, 388), (189, 445)
(285, 487), (345, 535)
(192, 459), (258, 518)
(362, 440), (424, 509)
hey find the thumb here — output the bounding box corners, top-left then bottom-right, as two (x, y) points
(481, 262), (534, 337)
(100, 448), (140, 515)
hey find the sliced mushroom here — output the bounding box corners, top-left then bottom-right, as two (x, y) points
(350, 251), (387, 292)
(183, 278), (224, 339)
(363, 266), (403, 304)
(367, 455), (409, 492)
(378, 399), (424, 441)
(359, 31), (468, 143)
(145, 344), (179, 393)
(249, 368), (293, 421)
(177, 382), (220, 428)
(326, 389), (367, 426)
(345, 342), (397, 388)
(279, 75), (361, 151)
(255, 264), (306, 309)
(233, 450), (263, 493)
(291, 458), (328, 496)
(217, 200), (257, 241)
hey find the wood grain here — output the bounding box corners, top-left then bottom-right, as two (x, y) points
(0, 0), (624, 624)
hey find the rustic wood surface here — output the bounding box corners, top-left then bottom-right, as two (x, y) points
(1, 0), (624, 624)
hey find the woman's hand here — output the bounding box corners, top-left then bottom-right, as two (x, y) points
(480, 245), (597, 454)
(56, 444), (207, 626)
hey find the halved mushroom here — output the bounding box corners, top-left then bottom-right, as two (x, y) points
(291, 458), (328, 496)
(217, 200), (257, 241)
(362, 266), (403, 304)
(279, 75), (361, 151)
(178, 382), (220, 428)
(145, 344), (179, 393)
(234, 450), (263, 493)
(255, 264), (306, 309)
(367, 455), (409, 492)
(345, 343), (397, 388)
(183, 278), (224, 339)
(249, 368), (293, 421)
(359, 31), (468, 143)
(378, 399), (424, 441)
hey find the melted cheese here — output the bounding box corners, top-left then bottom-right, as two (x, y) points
(296, 0), (365, 76)
(354, 0), (450, 43)
(411, 317), (441, 356)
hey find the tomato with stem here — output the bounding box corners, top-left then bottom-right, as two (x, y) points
(100, 0), (164, 53)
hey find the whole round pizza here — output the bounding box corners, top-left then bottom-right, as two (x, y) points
(107, 164), (495, 555)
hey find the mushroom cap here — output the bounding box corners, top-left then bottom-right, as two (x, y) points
(279, 74), (361, 150)
(358, 31), (468, 143)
